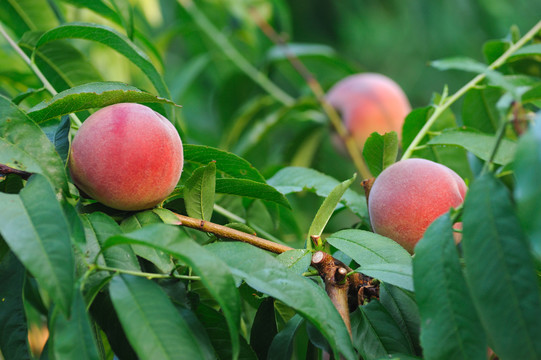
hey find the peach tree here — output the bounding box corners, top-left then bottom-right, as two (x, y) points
(0, 1), (541, 360)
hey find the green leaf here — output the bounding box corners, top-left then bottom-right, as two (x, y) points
(430, 57), (487, 72)
(250, 298), (278, 360)
(462, 173), (541, 359)
(196, 303), (257, 360)
(268, 314), (304, 360)
(109, 274), (214, 360)
(184, 162), (216, 221)
(362, 131), (399, 177)
(379, 283), (421, 356)
(103, 225), (241, 359)
(0, 174), (74, 316)
(184, 144), (266, 182)
(0, 95), (69, 193)
(81, 212), (139, 271)
(27, 82), (178, 123)
(34, 23), (170, 99)
(57, 0), (122, 24)
(266, 43), (336, 62)
(0, 0), (58, 37)
(53, 289), (100, 360)
(48, 116), (70, 164)
(427, 128), (516, 165)
(356, 263), (413, 292)
(206, 242), (356, 360)
(462, 86), (502, 134)
(327, 229), (412, 266)
(308, 174), (356, 240)
(0, 252), (31, 360)
(514, 116), (541, 263)
(216, 178), (291, 208)
(19, 31), (103, 95)
(120, 211), (175, 273)
(268, 167), (367, 219)
(508, 43), (541, 60)
(352, 301), (415, 360)
(276, 249), (312, 275)
(413, 213), (486, 360)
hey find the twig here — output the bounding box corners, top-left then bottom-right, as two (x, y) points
(401, 20), (541, 160)
(249, 9), (372, 180)
(0, 164), (33, 180)
(173, 213), (294, 254)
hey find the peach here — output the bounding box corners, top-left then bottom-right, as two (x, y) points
(326, 73), (411, 149)
(69, 103), (183, 211)
(368, 158), (467, 253)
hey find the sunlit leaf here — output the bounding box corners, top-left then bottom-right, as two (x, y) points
(184, 162), (216, 221)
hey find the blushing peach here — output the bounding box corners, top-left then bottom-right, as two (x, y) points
(326, 73), (411, 148)
(368, 158), (467, 253)
(69, 103), (183, 211)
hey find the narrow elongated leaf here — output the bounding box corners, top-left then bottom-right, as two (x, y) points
(352, 301), (414, 360)
(413, 214), (486, 360)
(363, 132), (399, 177)
(0, 252), (31, 360)
(508, 43), (541, 59)
(0, 95), (68, 193)
(462, 174), (541, 359)
(58, 0), (122, 24)
(250, 298), (277, 359)
(379, 283), (421, 356)
(514, 117), (541, 263)
(109, 275), (213, 360)
(184, 162), (216, 221)
(268, 314), (304, 360)
(266, 43), (336, 61)
(430, 57), (487, 72)
(0, 0), (58, 37)
(268, 167), (367, 218)
(0, 174), (74, 316)
(216, 178), (291, 208)
(184, 144), (266, 182)
(308, 174), (356, 240)
(327, 229), (412, 266)
(28, 82), (177, 123)
(103, 225), (241, 359)
(34, 23), (170, 98)
(206, 242), (356, 360)
(53, 289), (100, 360)
(427, 128), (516, 165)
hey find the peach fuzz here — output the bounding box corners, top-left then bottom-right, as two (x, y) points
(368, 158), (467, 253)
(69, 103), (183, 211)
(326, 73), (411, 148)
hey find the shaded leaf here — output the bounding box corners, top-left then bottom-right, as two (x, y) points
(0, 95), (68, 193)
(413, 214), (486, 360)
(462, 86), (502, 134)
(462, 173), (541, 359)
(109, 275), (213, 360)
(0, 252), (31, 360)
(0, 0), (58, 37)
(250, 298), (277, 360)
(103, 225), (241, 359)
(206, 242), (356, 360)
(356, 263), (413, 292)
(0, 174), (74, 316)
(267, 314), (304, 360)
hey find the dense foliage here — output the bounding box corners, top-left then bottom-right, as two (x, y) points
(0, 1), (540, 359)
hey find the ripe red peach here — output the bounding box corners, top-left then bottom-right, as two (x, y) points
(69, 103), (183, 211)
(368, 158), (467, 253)
(326, 73), (411, 149)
